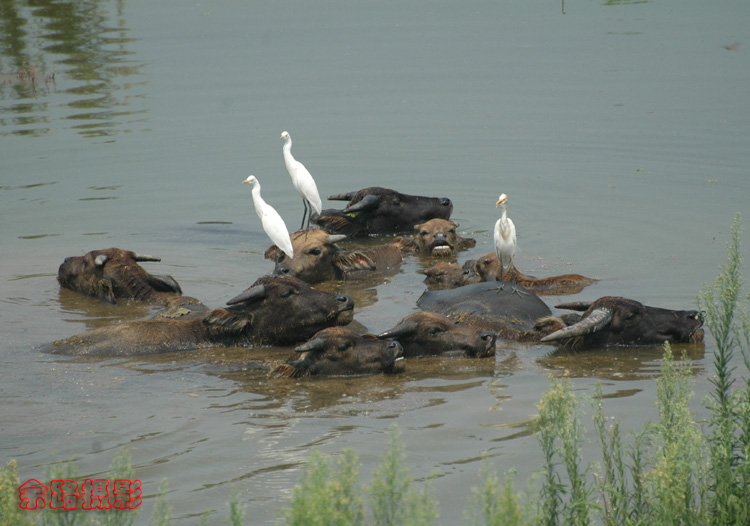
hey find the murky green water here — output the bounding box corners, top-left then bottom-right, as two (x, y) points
(2, 0), (749, 523)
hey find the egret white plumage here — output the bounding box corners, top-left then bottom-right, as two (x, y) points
(242, 175), (294, 260)
(281, 131), (323, 230)
(494, 193), (517, 282)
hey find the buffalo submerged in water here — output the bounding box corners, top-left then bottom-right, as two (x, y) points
(57, 247), (183, 304)
(313, 187), (454, 236)
(417, 282), (704, 348)
(43, 276), (355, 357)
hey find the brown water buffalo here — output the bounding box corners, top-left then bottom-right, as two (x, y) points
(395, 219), (476, 257)
(273, 327), (405, 377)
(465, 252), (597, 295)
(266, 229), (403, 283)
(422, 262), (481, 290)
(313, 187), (453, 236)
(537, 297), (705, 349)
(378, 311), (496, 358)
(43, 276), (355, 357)
(57, 247), (182, 304)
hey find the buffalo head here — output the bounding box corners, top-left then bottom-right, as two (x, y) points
(378, 311), (496, 358)
(395, 218), (476, 257)
(57, 247), (182, 304)
(313, 187), (453, 236)
(266, 229), (377, 283)
(538, 296), (705, 349)
(423, 262), (481, 290)
(274, 327), (405, 377)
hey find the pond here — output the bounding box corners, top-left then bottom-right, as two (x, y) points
(2, 0), (749, 523)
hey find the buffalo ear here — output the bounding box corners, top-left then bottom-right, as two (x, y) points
(314, 214), (363, 237)
(271, 362), (309, 378)
(343, 194), (379, 213)
(264, 245), (283, 261)
(460, 237), (477, 249)
(96, 279), (117, 304)
(334, 251), (376, 273)
(147, 274), (183, 294)
(391, 237), (417, 253)
(227, 285), (267, 306)
(202, 308), (252, 333)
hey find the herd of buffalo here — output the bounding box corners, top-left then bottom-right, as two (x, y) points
(44, 187), (705, 378)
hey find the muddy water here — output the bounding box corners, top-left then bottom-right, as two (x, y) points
(2, 0), (749, 523)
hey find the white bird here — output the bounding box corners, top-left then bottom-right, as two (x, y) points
(494, 193), (517, 282)
(281, 131), (323, 230)
(242, 175), (294, 260)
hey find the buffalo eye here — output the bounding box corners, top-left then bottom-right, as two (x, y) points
(280, 288), (299, 298)
(393, 198), (401, 206)
(307, 248), (322, 256)
(448, 228), (456, 235)
(428, 327), (444, 337)
(419, 230), (429, 238)
(337, 342), (352, 353)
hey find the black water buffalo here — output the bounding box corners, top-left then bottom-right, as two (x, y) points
(422, 262), (481, 290)
(57, 247), (182, 304)
(465, 252), (597, 295)
(313, 187), (453, 236)
(43, 276), (354, 357)
(537, 297), (705, 349)
(417, 281), (552, 341)
(378, 311), (496, 358)
(266, 229), (403, 284)
(395, 219), (476, 257)
(273, 327), (405, 377)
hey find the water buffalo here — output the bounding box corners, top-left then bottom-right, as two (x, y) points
(273, 327), (405, 377)
(57, 247), (182, 304)
(537, 297), (705, 349)
(422, 262), (481, 290)
(395, 219), (476, 257)
(266, 229), (403, 283)
(43, 276), (355, 357)
(465, 252), (597, 295)
(313, 187), (453, 236)
(377, 311), (496, 358)
(417, 281), (552, 341)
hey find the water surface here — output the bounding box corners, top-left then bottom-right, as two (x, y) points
(2, 0), (749, 523)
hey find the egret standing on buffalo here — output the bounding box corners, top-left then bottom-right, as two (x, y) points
(243, 175), (294, 260)
(281, 131), (323, 230)
(494, 193), (517, 282)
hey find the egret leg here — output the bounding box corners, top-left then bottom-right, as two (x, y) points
(300, 199), (309, 230)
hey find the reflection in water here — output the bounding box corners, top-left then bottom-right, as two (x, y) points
(0, 0), (145, 138)
(536, 342), (706, 381)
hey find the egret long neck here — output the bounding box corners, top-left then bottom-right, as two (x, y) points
(251, 184), (266, 220)
(499, 207), (511, 238)
(282, 138), (294, 170)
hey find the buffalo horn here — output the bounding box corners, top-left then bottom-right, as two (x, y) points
(328, 191), (357, 201)
(226, 285), (267, 306)
(554, 301), (592, 312)
(540, 308), (612, 343)
(326, 234), (348, 244)
(343, 194), (379, 213)
(294, 337), (328, 354)
(377, 321), (418, 340)
(94, 254), (109, 267)
(133, 253), (161, 262)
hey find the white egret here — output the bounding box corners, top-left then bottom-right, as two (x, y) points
(494, 193), (517, 282)
(242, 175), (294, 260)
(281, 131), (323, 230)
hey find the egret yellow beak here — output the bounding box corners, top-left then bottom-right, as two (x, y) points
(496, 194), (508, 207)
